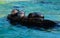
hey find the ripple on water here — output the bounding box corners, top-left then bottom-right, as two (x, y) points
(0, 15), (60, 38)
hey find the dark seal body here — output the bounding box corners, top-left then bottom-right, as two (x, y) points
(7, 13), (57, 30)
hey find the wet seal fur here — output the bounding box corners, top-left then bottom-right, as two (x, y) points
(7, 13), (57, 30)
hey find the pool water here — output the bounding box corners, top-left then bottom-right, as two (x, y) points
(0, 1), (60, 38)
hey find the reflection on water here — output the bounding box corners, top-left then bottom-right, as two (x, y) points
(0, 1), (60, 38)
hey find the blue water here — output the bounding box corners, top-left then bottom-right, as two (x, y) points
(0, 1), (60, 38)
